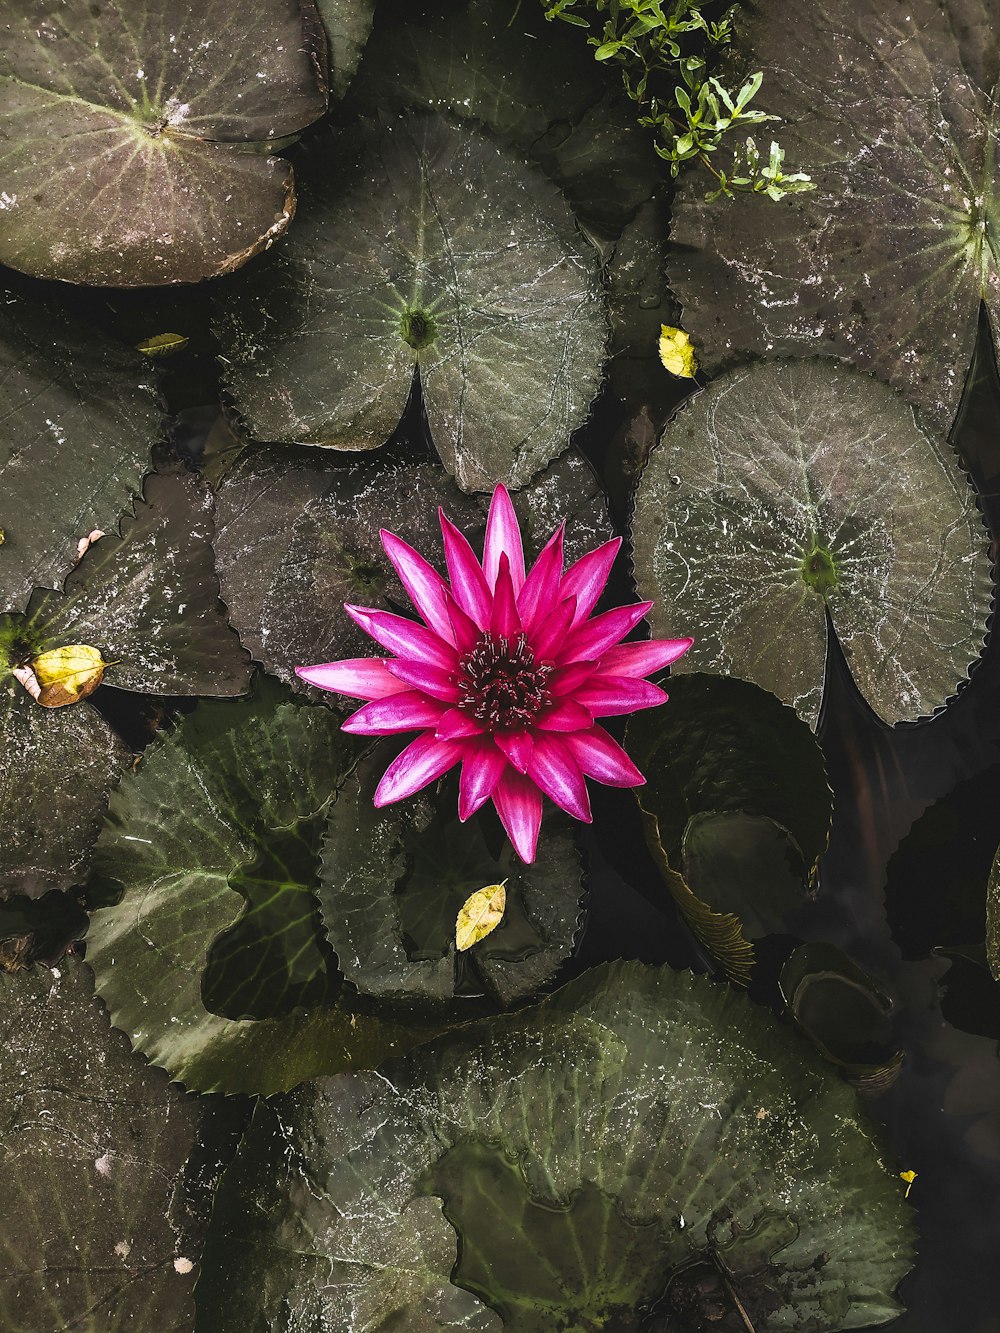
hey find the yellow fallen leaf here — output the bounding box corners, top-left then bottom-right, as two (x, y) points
(31, 645), (108, 708)
(456, 881), (507, 952)
(899, 1169), (917, 1199)
(658, 325), (698, 378)
(136, 332), (189, 358)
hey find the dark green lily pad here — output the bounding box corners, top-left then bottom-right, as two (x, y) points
(25, 469), (251, 696)
(631, 360), (991, 727)
(0, 292), (159, 615)
(86, 683), (434, 1093)
(988, 847), (1000, 982)
(669, 0), (1000, 439)
(214, 446), (611, 695)
(320, 771), (583, 1008)
(348, 0), (659, 241)
(0, 0), (327, 285)
(0, 674), (129, 899)
(214, 113), (607, 491)
(315, 0), (375, 99)
(197, 962), (914, 1331)
(0, 961), (203, 1330)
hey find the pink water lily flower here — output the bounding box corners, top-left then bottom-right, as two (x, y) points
(295, 486), (692, 863)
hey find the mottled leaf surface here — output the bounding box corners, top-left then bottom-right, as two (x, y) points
(0, 0), (327, 284)
(0, 292), (159, 615)
(315, 0), (375, 99)
(0, 673), (128, 898)
(197, 962), (914, 1331)
(670, 0), (1000, 438)
(214, 113), (607, 491)
(0, 962), (202, 1330)
(86, 684), (431, 1093)
(215, 447), (611, 694)
(26, 470), (251, 697)
(631, 360), (990, 727)
(320, 773), (583, 1008)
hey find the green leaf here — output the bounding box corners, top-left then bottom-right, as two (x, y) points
(669, 0), (1000, 438)
(86, 682), (435, 1093)
(197, 962), (915, 1330)
(0, 0), (327, 285)
(214, 446), (612, 695)
(0, 962), (205, 1330)
(214, 113), (606, 492)
(0, 292), (159, 616)
(24, 469), (251, 697)
(631, 360), (991, 727)
(319, 770), (584, 1008)
(0, 674), (129, 898)
(313, 0), (375, 99)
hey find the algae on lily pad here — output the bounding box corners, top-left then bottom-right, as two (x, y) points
(196, 962), (914, 1331)
(214, 447), (612, 694)
(631, 360), (991, 728)
(320, 769), (584, 1008)
(0, 962), (204, 1330)
(670, 0), (1000, 438)
(214, 113), (607, 492)
(0, 0), (328, 285)
(86, 682), (434, 1094)
(0, 292), (159, 616)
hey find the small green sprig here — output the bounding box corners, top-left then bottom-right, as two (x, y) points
(540, 0), (814, 202)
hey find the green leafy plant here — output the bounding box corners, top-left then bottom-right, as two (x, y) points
(541, 0), (815, 198)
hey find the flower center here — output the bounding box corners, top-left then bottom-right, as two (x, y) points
(457, 632), (552, 729)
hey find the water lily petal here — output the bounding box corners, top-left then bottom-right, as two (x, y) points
(598, 637), (694, 677)
(373, 733), (464, 806)
(526, 733), (592, 823)
(458, 738), (508, 819)
(380, 529), (454, 642)
(385, 659), (461, 702)
(341, 691), (447, 735)
(446, 593), (481, 655)
(531, 593), (578, 660)
(517, 523), (565, 635)
(492, 767), (543, 863)
(439, 509), (492, 628)
(483, 483), (525, 593)
(575, 674), (667, 716)
(294, 658), (409, 699)
(536, 698), (593, 731)
(549, 661), (597, 696)
(345, 604), (458, 671)
(561, 537), (621, 625)
(436, 707), (485, 739)
(566, 725), (645, 787)
(559, 601), (653, 663)
(495, 730), (535, 774)
(490, 554), (522, 639)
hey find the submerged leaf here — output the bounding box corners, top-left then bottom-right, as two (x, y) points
(0, 962), (205, 1330)
(0, 0), (327, 285)
(198, 962), (915, 1331)
(632, 360), (990, 727)
(214, 113), (607, 491)
(456, 882), (507, 952)
(670, 0), (1000, 438)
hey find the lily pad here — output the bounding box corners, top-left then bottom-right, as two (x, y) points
(315, 0), (375, 99)
(0, 292), (159, 615)
(24, 469), (251, 697)
(197, 962), (914, 1331)
(0, 672), (129, 898)
(631, 359), (991, 727)
(669, 0), (1000, 439)
(348, 0), (659, 241)
(214, 113), (607, 492)
(214, 446), (611, 694)
(0, 961), (204, 1330)
(319, 770), (584, 1008)
(0, 0), (327, 285)
(86, 683), (435, 1093)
